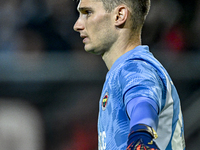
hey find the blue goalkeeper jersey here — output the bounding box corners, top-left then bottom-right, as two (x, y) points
(98, 45), (185, 150)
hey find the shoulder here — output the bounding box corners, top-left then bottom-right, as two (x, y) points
(120, 59), (157, 78)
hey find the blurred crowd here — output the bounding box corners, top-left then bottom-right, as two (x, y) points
(0, 0), (200, 150)
(0, 0), (83, 54)
(143, 0), (200, 52)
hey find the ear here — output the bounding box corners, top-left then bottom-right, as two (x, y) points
(114, 5), (129, 27)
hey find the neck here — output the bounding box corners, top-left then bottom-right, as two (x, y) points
(102, 33), (141, 70)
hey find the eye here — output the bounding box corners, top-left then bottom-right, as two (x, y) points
(84, 10), (92, 17)
(78, 7), (93, 17)
(87, 10), (92, 15)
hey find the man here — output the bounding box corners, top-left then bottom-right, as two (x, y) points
(74, 0), (185, 149)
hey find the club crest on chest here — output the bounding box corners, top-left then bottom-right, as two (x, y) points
(102, 92), (109, 111)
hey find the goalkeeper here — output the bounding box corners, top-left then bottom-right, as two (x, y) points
(73, 0), (185, 149)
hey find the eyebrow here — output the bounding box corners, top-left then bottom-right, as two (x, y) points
(78, 7), (93, 12)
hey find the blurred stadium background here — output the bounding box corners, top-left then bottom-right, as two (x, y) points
(0, 0), (199, 149)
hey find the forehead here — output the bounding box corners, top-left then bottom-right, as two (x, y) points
(77, 0), (103, 9)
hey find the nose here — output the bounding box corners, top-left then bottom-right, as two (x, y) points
(73, 17), (84, 32)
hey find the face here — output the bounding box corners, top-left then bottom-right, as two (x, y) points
(73, 0), (117, 55)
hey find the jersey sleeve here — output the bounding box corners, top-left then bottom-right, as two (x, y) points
(120, 59), (165, 113)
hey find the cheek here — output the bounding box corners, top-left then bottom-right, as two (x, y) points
(95, 15), (112, 31)
(88, 15), (113, 40)
(90, 13), (111, 29)
(86, 18), (104, 35)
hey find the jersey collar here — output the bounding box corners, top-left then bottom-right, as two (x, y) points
(108, 45), (149, 74)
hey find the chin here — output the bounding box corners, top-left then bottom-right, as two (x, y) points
(84, 46), (102, 55)
(84, 46), (93, 53)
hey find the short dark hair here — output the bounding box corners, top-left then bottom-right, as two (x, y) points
(100, 0), (150, 31)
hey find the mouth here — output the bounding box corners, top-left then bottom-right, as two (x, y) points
(80, 35), (88, 43)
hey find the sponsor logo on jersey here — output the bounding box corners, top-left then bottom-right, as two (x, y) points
(102, 92), (108, 111)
